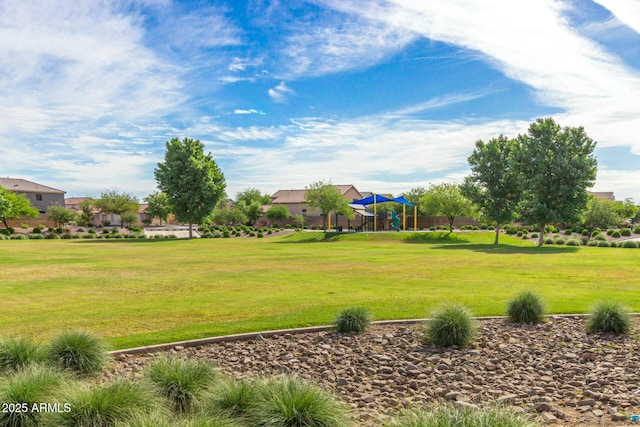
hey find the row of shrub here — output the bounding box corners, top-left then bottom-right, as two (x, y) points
(334, 291), (634, 348)
(0, 329), (537, 427)
(0, 233), (179, 241)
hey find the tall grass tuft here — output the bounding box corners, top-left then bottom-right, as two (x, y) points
(0, 364), (68, 427)
(507, 290), (545, 324)
(52, 379), (159, 427)
(423, 303), (476, 347)
(47, 330), (109, 376)
(586, 301), (632, 334)
(249, 375), (351, 427)
(0, 336), (46, 373)
(207, 375), (258, 419)
(334, 307), (372, 333)
(384, 404), (537, 427)
(145, 356), (216, 413)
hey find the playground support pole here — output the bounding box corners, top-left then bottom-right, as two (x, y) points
(402, 204), (406, 231)
(414, 205), (417, 230)
(374, 194), (377, 232)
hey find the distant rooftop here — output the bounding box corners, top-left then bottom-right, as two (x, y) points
(0, 177), (65, 194)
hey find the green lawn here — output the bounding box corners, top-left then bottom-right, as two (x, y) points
(0, 231), (638, 349)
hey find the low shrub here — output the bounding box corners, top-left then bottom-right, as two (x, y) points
(423, 303), (476, 347)
(28, 233), (45, 239)
(507, 290), (545, 324)
(88, 229), (96, 234)
(564, 229), (573, 236)
(593, 233), (607, 241)
(543, 237), (555, 245)
(611, 230), (621, 238)
(207, 375), (258, 419)
(554, 238), (565, 245)
(634, 226), (640, 234)
(565, 239), (582, 246)
(586, 301), (631, 334)
(11, 234), (28, 240)
(20, 224), (29, 229)
(530, 232), (538, 238)
(334, 307), (372, 334)
(47, 330), (109, 376)
(213, 232), (222, 238)
(383, 404), (535, 427)
(0, 364), (69, 427)
(32, 227), (42, 234)
(53, 379), (159, 427)
(621, 228), (632, 236)
(145, 356), (216, 413)
(597, 240), (610, 247)
(516, 231), (523, 237)
(587, 240), (598, 246)
(610, 241), (619, 247)
(0, 235), (7, 240)
(257, 231), (264, 238)
(621, 240), (639, 248)
(0, 336), (46, 372)
(249, 375), (351, 427)
(487, 225), (495, 231)
(607, 229), (614, 235)
(223, 230), (231, 238)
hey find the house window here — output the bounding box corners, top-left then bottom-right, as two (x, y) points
(35, 194), (43, 201)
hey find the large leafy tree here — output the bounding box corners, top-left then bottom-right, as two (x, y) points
(463, 135), (522, 244)
(515, 118), (597, 246)
(144, 192), (172, 225)
(304, 180), (350, 231)
(155, 137), (226, 238)
(0, 188), (39, 229)
(266, 204), (291, 227)
(94, 190), (139, 226)
(48, 205), (77, 227)
(421, 183), (474, 232)
(582, 196), (620, 233)
(235, 188), (270, 225)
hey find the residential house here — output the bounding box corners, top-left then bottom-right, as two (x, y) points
(65, 197), (147, 227)
(0, 177), (65, 214)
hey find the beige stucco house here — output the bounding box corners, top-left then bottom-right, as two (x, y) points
(0, 177), (65, 214)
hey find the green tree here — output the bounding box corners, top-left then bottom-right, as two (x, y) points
(463, 135), (522, 244)
(0, 188), (39, 229)
(48, 205), (77, 227)
(266, 204), (291, 227)
(94, 190), (139, 227)
(421, 183), (474, 232)
(144, 192), (172, 225)
(77, 198), (95, 227)
(211, 203), (247, 226)
(515, 118), (597, 246)
(582, 196), (620, 232)
(613, 198), (639, 223)
(155, 137), (226, 238)
(120, 212), (139, 229)
(235, 188), (271, 206)
(304, 180), (349, 231)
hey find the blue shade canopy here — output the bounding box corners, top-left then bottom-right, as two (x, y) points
(351, 194), (414, 206)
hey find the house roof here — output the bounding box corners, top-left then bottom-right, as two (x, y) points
(271, 185), (359, 204)
(590, 191), (615, 201)
(0, 177), (65, 194)
(65, 197), (93, 206)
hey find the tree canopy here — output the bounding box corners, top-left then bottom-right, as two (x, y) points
(0, 188), (39, 229)
(144, 192), (171, 225)
(463, 135), (521, 244)
(48, 205), (77, 227)
(304, 180), (350, 231)
(94, 190), (139, 224)
(421, 183), (474, 232)
(154, 137), (226, 238)
(515, 118), (597, 246)
(266, 204), (291, 226)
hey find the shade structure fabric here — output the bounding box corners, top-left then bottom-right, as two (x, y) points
(348, 203), (376, 217)
(351, 194), (414, 206)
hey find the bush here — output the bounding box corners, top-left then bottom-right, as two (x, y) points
(0, 364), (69, 427)
(145, 356), (216, 413)
(530, 232), (538, 238)
(565, 239), (582, 246)
(249, 375), (350, 427)
(47, 330), (109, 376)
(586, 301), (631, 334)
(53, 379), (159, 427)
(621, 240), (639, 248)
(564, 229), (573, 236)
(621, 228), (632, 236)
(383, 404), (535, 427)
(587, 240), (598, 246)
(207, 376), (258, 419)
(594, 233), (607, 241)
(28, 233), (44, 239)
(597, 240), (610, 247)
(487, 225), (495, 231)
(0, 235), (6, 240)
(611, 230), (621, 238)
(0, 336), (46, 372)
(11, 234), (28, 240)
(423, 303), (476, 347)
(32, 227), (42, 234)
(223, 230), (231, 238)
(507, 290), (545, 323)
(88, 229), (96, 234)
(634, 226), (640, 234)
(543, 237), (555, 245)
(257, 231), (264, 238)
(334, 307), (372, 334)
(554, 238), (565, 245)
(610, 241), (619, 248)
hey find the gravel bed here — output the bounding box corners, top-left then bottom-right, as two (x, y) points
(105, 317), (640, 426)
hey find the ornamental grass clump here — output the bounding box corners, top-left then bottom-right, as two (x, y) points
(47, 330), (109, 376)
(383, 404), (536, 427)
(334, 307), (372, 333)
(423, 303), (476, 347)
(249, 375), (351, 427)
(586, 301), (631, 335)
(507, 290), (545, 324)
(0, 336), (46, 373)
(145, 356), (216, 413)
(206, 375), (258, 420)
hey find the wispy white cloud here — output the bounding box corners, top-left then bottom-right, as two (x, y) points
(234, 109), (266, 115)
(268, 81), (295, 102)
(594, 0), (640, 33)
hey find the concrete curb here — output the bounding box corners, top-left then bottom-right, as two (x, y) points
(110, 313), (639, 357)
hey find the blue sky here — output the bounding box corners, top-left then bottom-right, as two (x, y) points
(1, 0), (640, 202)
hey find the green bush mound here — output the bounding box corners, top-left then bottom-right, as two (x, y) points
(145, 356), (216, 413)
(586, 301), (631, 335)
(47, 330), (109, 376)
(249, 375), (351, 427)
(0, 336), (46, 372)
(621, 240), (639, 248)
(565, 239), (582, 246)
(207, 376), (258, 420)
(334, 307), (372, 334)
(423, 303), (476, 347)
(507, 290), (545, 324)
(383, 404), (536, 427)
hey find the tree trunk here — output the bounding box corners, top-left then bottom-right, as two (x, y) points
(188, 222), (193, 239)
(448, 216), (454, 232)
(538, 227), (544, 246)
(494, 223), (500, 244)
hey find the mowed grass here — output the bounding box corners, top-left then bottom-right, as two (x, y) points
(0, 231), (638, 349)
